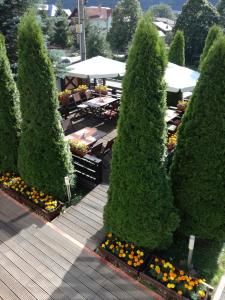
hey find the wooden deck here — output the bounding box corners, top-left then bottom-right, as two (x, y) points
(0, 186), (161, 300)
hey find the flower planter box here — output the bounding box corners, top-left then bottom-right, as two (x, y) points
(97, 246), (139, 278)
(140, 272), (186, 300)
(140, 271), (210, 300)
(0, 184), (63, 221)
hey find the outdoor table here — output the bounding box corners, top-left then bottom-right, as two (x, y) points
(86, 96), (118, 108)
(165, 109), (179, 123)
(65, 127), (105, 147)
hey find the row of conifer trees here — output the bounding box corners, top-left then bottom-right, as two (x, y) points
(0, 11), (75, 200)
(104, 14), (225, 249)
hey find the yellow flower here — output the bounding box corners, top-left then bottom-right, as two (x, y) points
(127, 260), (132, 266)
(109, 244), (114, 249)
(101, 244), (105, 248)
(167, 283), (175, 289)
(198, 290), (206, 298)
(178, 291), (183, 295)
(155, 258), (159, 262)
(150, 264), (154, 269)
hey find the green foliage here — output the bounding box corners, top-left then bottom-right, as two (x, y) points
(104, 14), (179, 249)
(40, 10), (55, 44)
(174, 0), (219, 66)
(107, 0), (142, 53)
(199, 25), (223, 70)
(87, 26), (112, 58)
(17, 11), (75, 200)
(0, 34), (21, 173)
(51, 1), (73, 48)
(168, 30), (185, 66)
(170, 36), (225, 240)
(0, 0), (40, 68)
(150, 4), (175, 20)
(217, 0), (225, 29)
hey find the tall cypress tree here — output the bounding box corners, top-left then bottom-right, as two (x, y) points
(18, 11), (75, 200)
(174, 0), (219, 66)
(217, 0), (225, 28)
(170, 37), (225, 240)
(168, 30), (185, 66)
(0, 34), (21, 174)
(199, 25), (223, 70)
(104, 15), (179, 249)
(0, 0), (40, 69)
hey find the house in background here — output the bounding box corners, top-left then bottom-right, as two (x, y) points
(85, 6), (112, 31)
(37, 4), (71, 17)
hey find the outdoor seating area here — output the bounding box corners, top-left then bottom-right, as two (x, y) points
(58, 82), (188, 185)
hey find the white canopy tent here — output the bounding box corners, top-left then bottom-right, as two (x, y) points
(66, 56), (126, 79)
(65, 56), (199, 93)
(165, 63), (200, 93)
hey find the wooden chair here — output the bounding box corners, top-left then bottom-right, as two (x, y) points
(90, 142), (103, 157)
(73, 92), (82, 103)
(100, 139), (114, 157)
(85, 90), (92, 100)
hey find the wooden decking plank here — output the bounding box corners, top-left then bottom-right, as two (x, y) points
(0, 252), (51, 300)
(77, 202), (103, 218)
(68, 205), (103, 225)
(88, 191), (107, 203)
(32, 232), (132, 299)
(0, 232), (71, 300)
(55, 212), (104, 240)
(0, 280), (20, 300)
(51, 217), (102, 249)
(0, 266), (36, 300)
(84, 193), (106, 207)
(66, 207), (103, 229)
(0, 212), (98, 300)
(60, 210), (103, 236)
(81, 197), (104, 213)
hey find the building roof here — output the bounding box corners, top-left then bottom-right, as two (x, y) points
(85, 6), (112, 21)
(153, 21), (172, 32)
(155, 17), (175, 27)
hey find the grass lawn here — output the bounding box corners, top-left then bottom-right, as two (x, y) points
(157, 234), (225, 286)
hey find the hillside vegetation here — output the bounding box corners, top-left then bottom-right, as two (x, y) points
(49, 0), (217, 11)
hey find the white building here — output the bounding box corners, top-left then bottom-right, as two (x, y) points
(37, 4), (71, 17)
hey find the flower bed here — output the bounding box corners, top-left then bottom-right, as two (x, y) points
(141, 257), (208, 300)
(97, 234), (211, 300)
(168, 133), (177, 152)
(97, 233), (146, 277)
(58, 89), (72, 106)
(0, 173), (63, 221)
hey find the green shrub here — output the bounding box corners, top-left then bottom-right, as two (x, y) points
(104, 15), (179, 249)
(171, 36), (225, 240)
(0, 34), (21, 173)
(17, 11), (75, 200)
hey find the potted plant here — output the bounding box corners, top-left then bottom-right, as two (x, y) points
(58, 89), (72, 106)
(69, 140), (88, 157)
(94, 85), (108, 95)
(167, 133), (177, 152)
(177, 100), (188, 112)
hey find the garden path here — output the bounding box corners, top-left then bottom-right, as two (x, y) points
(0, 187), (161, 300)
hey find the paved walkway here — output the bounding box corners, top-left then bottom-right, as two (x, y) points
(0, 187), (161, 300)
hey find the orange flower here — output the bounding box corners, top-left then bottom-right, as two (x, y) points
(127, 261), (132, 266)
(180, 270), (184, 275)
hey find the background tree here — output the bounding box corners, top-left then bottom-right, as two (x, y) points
(199, 25), (222, 70)
(86, 26), (111, 58)
(0, 34), (21, 173)
(104, 15), (179, 249)
(51, 1), (73, 48)
(217, 0), (225, 29)
(18, 11), (75, 199)
(107, 0), (142, 53)
(174, 0), (219, 66)
(149, 4), (175, 20)
(168, 30), (185, 66)
(170, 37), (225, 240)
(0, 0), (40, 70)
